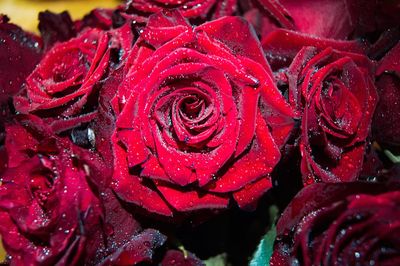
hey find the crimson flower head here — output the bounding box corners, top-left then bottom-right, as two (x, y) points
(271, 181), (400, 266)
(111, 10), (295, 216)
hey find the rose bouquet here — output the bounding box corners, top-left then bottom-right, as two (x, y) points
(0, 0), (399, 265)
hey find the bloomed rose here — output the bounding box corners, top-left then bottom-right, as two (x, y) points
(263, 30), (377, 184)
(14, 25), (133, 134)
(111, 11), (294, 216)
(271, 181), (400, 266)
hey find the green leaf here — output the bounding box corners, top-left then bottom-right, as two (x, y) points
(204, 253), (228, 266)
(249, 206), (279, 266)
(384, 149), (400, 164)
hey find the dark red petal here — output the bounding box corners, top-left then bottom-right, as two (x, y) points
(234, 84), (259, 157)
(112, 134), (173, 216)
(300, 102), (366, 183)
(123, 0), (236, 21)
(341, 63), (377, 144)
(117, 129), (150, 167)
(5, 124), (39, 167)
(256, 0), (295, 30)
(101, 190), (142, 244)
(98, 229), (167, 266)
(301, 140), (366, 183)
(233, 177), (272, 211)
(142, 10), (191, 48)
(239, 55), (295, 147)
(262, 29), (365, 68)
(38, 11), (76, 50)
(75, 8), (115, 32)
(197, 16), (272, 73)
(141, 155), (171, 182)
(346, 0), (400, 36)
(271, 0), (352, 39)
(156, 182), (229, 212)
(49, 111), (98, 133)
(0, 211), (34, 265)
(377, 42), (400, 75)
(209, 112), (279, 193)
(373, 74), (400, 149)
(142, 24), (191, 49)
(161, 250), (204, 266)
(0, 19), (42, 104)
(287, 46), (318, 113)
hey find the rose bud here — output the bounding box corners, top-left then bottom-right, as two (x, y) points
(372, 42), (400, 152)
(111, 11), (295, 217)
(271, 181), (400, 266)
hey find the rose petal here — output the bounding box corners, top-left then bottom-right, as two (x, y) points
(98, 229), (167, 266)
(262, 29), (366, 69)
(209, 112), (279, 193)
(156, 182), (229, 212)
(161, 250), (204, 266)
(233, 177), (272, 211)
(38, 11), (76, 50)
(112, 135), (173, 216)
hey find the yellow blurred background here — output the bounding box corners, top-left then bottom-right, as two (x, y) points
(0, 0), (121, 261)
(1, 0), (121, 33)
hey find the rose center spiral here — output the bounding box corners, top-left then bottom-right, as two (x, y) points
(179, 95), (206, 119)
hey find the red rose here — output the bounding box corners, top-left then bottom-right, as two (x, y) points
(120, 0), (237, 23)
(372, 42), (400, 151)
(240, 0), (354, 40)
(293, 47), (377, 183)
(111, 11), (294, 216)
(263, 30), (377, 184)
(0, 117), (168, 265)
(271, 181), (400, 266)
(14, 25), (132, 134)
(0, 16), (42, 174)
(0, 122), (104, 265)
